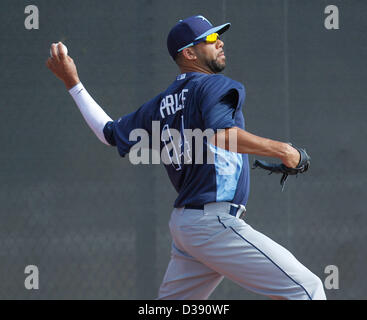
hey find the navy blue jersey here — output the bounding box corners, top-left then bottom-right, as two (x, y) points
(103, 72), (250, 207)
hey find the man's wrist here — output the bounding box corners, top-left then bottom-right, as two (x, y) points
(64, 77), (81, 90)
(69, 82), (84, 95)
(281, 143), (300, 167)
(279, 143), (293, 162)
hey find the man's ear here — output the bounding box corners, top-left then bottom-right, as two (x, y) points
(182, 47), (197, 61)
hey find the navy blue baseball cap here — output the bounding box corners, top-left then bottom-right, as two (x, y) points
(167, 15), (231, 60)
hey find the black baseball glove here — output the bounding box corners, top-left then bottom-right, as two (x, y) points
(252, 145), (311, 191)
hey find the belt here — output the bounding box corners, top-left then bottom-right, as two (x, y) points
(184, 202), (246, 220)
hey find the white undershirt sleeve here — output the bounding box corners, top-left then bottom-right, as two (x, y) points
(69, 83), (113, 145)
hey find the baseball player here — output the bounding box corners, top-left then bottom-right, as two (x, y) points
(46, 15), (326, 300)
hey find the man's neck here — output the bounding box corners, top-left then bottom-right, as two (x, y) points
(179, 65), (215, 75)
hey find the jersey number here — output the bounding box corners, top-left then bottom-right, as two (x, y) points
(161, 115), (191, 171)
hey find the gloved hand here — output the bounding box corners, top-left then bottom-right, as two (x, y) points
(252, 145), (311, 191)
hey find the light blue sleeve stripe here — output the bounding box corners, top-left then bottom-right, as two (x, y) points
(209, 144), (243, 202)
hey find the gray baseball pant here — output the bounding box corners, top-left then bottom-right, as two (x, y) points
(157, 202), (326, 300)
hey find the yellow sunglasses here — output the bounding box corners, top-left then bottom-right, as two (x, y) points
(177, 33), (220, 52)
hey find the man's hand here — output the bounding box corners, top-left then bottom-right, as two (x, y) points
(281, 143), (301, 168)
(46, 42), (80, 90)
(253, 145), (310, 191)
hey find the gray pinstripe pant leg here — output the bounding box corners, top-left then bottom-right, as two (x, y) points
(158, 205), (326, 300)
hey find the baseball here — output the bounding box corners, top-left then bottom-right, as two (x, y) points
(50, 42), (68, 57)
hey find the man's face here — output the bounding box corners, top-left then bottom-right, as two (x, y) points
(193, 38), (226, 73)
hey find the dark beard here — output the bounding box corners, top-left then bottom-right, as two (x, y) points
(207, 58), (226, 73)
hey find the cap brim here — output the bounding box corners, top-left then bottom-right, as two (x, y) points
(194, 22), (231, 40)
